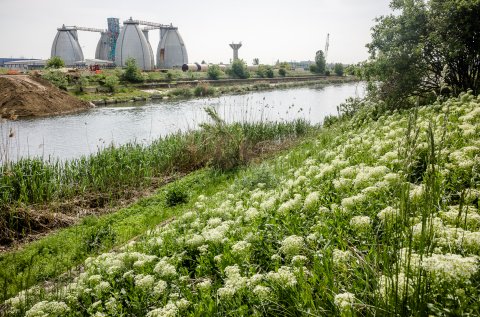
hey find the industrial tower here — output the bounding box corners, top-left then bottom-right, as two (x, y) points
(229, 42), (242, 61)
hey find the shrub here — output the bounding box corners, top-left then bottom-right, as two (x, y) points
(309, 64), (318, 73)
(256, 65), (274, 78)
(227, 59), (250, 79)
(207, 65), (222, 80)
(104, 75), (119, 92)
(122, 58), (144, 83)
(194, 83), (215, 97)
(278, 68), (287, 77)
(75, 76), (89, 93)
(46, 56), (65, 69)
(165, 182), (189, 207)
(42, 71), (68, 90)
(334, 63), (344, 76)
(170, 86), (193, 98)
(166, 71), (175, 82)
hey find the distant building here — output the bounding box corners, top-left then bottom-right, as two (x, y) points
(0, 58), (37, 67)
(4, 59), (46, 71)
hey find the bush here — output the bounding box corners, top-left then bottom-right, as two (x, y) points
(122, 58), (144, 83)
(170, 86), (193, 98)
(334, 63), (344, 76)
(165, 182), (189, 207)
(166, 71), (175, 82)
(46, 56), (65, 69)
(256, 65), (274, 78)
(207, 65), (222, 80)
(227, 59), (250, 79)
(309, 64), (318, 73)
(194, 83), (215, 97)
(75, 76), (89, 93)
(104, 75), (119, 92)
(42, 71), (68, 90)
(278, 68), (287, 77)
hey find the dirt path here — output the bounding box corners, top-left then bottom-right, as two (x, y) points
(0, 75), (92, 119)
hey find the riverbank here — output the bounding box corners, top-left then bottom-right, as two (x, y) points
(77, 76), (357, 105)
(2, 92), (479, 315)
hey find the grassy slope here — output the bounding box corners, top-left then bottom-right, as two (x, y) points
(3, 93), (480, 316)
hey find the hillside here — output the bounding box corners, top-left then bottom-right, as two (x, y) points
(3, 93), (480, 316)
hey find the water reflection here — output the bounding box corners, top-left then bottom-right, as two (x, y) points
(2, 83), (364, 161)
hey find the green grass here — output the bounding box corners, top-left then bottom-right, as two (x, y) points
(3, 92), (480, 316)
(0, 118), (313, 244)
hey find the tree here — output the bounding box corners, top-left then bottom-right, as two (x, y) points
(46, 56), (65, 69)
(227, 59), (250, 79)
(334, 63), (344, 76)
(253, 58), (259, 65)
(122, 58), (144, 83)
(315, 50), (326, 74)
(367, 0), (480, 108)
(207, 65), (222, 80)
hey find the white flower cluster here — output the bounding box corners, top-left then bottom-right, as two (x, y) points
(349, 215), (371, 231)
(280, 235), (304, 257)
(334, 292), (355, 311)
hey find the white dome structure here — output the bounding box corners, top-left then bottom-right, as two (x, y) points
(157, 28), (188, 69)
(51, 25), (84, 66)
(115, 18), (154, 70)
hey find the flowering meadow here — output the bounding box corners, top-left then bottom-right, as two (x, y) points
(4, 92), (480, 316)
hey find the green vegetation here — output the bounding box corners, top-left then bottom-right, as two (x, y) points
(227, 59), (250, 79)
(104, 75), (119, 92)
(45, 56), (65, 69)
(206, 65), (222, 80)
(310, 50), (326, 74)
(365, 0), (480, 109)
(0, 118), (313, 244)
(334, 63), (344, 76)
(256, 65), (274, 78)
(122, 58), (144, 83)
(193, 83), (215, 97)
(41, 71), (68, 90)
(4, 91), (480, 316)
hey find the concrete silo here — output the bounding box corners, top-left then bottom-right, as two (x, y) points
(157, 27), (188, 69)
(95, 32), (110, 61)
(115, 18), (154, 70)
(51, 25), (84, 66)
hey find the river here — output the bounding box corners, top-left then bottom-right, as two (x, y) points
(0, 82), (365, 162)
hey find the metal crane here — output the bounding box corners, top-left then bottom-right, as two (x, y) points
(324, 33), (330, 62)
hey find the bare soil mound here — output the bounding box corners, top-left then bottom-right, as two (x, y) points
(0, 75), (91, 119)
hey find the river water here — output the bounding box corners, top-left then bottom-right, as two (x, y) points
(1, 83), (365, 162)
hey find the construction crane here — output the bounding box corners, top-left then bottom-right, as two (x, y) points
(324, 33), (330, 62)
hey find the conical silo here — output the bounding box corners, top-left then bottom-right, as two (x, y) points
(115, 18), (154, 70)
(95, 32), (110, 61)
(142, 30), (155, 70)
(51, 25), (84, 66)
(156, 28), (188, 69)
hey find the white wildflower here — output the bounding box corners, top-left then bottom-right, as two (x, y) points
(303, 191), (320, 210)
(135, 274), (155, 290)
(266, 266), (297, 287)
(334, 292), (355, 311)
(280, 235), (304, 257)
(349, 216), (371, 231)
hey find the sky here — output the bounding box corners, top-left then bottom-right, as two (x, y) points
(0, 0), (392, 65)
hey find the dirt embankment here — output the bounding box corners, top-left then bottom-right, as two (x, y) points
(0, 75), (92, 119)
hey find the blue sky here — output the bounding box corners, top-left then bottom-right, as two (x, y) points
(0, 0), (392, 64)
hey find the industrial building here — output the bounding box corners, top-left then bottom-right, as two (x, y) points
(50, 17), (188, 70)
